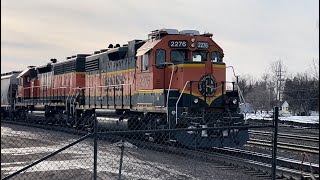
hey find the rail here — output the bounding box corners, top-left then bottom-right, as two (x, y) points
(249, 130), (319, 142)
(248, 138), (319, 154)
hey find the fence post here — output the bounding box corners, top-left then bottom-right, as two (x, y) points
(93, 115), (98, 180)
(118, 140), (125, 180)
(271, 106), (279, 180)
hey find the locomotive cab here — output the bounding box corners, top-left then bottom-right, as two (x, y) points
(135, 29), (239, 113)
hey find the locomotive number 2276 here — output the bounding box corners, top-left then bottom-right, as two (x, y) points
(169, 40), (188, 48)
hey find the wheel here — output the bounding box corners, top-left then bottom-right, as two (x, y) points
(1, 109), (8, 120)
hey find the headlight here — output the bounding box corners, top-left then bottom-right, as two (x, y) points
(171, 111), (176, 115)
(222, 130), (229, 137)
(224, 99), (230, 104)
(193, 98), (199, 104)
(232, 99), (237, 104)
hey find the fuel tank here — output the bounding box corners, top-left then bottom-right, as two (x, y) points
(96, 116), (128, 131)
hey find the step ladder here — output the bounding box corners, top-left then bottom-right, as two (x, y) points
(65, 89), (79, 117)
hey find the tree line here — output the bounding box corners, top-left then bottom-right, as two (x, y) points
(236, 59), (319, 115)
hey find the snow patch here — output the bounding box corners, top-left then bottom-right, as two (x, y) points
(245, 113), (319, 124)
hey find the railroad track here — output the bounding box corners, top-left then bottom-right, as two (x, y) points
(111, 136), (320, 179)
(247, 119), (319, 129)
(2, 119), (319, 179)
(210, 147), (319, 178)
(248, 138), (319, 155)
(249, 130), (319, 143)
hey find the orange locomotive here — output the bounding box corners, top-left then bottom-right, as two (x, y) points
(2, 29), (249, 147)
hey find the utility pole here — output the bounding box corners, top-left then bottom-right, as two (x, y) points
(275, 59), (286, 107)
(268, 84), (272, 113)
(278, 62), (282, 107)
(317, 19), (319, 51)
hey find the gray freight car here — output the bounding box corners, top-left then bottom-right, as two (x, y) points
(1, 71), (21, 110)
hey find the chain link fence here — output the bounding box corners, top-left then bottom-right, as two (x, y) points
(1, 107), (319, 180)
(1, 113), (94, 180)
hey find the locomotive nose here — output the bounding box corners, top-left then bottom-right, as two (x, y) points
(198, 74), (218, 98)
(204, 56), (213, 74)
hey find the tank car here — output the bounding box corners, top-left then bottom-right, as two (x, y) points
(1, 71), (21, 119)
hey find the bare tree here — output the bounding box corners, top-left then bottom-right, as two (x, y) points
(247, 82), (270, 112)
(236, 74), (256, 98)
(260, 73), (277, 112)
(269, 59), (287, 106)
(283, 72), (319, 115)
(310, 58), (319, 81)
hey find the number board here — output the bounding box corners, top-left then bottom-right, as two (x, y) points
(197, 42), (209, 49)
(169, 40), (188, 48)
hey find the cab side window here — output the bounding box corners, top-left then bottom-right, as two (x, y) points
(211, 51), (222, 62)
(25, 76), (30, 83)
(142, 53), (149, 71)
(19, 78), (23, 85)
(156, 49), (166, 68)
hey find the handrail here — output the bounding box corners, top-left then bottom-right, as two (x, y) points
(70, 89), (79, 116)
(66, 88), (76, 113)
(174, 80), (224, 124)
(160, 62), (175, 129)
(95, 84), (132, 88)
(145, 62), (176, 127)
(71, 83), (133, 108)
(52, 87), (68, 89)
(21, 86), (43, 89)
(175, 81), (190, 124)
(75, 83), (132, 90)
(226, 65), (246, 104)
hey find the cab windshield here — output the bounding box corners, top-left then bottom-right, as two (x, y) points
(192, 51), (207, 62)
(170, 50), (187, 63)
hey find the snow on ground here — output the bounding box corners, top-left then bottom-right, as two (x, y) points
(244, 113), (319, 124)
(279, 115), (319, 124)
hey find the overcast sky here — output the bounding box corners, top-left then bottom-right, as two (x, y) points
(2, 0), (319, 80)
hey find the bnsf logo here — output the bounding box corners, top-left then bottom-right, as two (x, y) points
(198, 75), (217, 97)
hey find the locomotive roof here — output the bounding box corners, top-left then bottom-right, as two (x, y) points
(1, 74), (15, 80)
(86, 46), (128, 61)
(136, 39), (161, 56)
(52, 54), (88, 75)
(148, 29), (206, 39)
(56, 54), (90, 65)
(37, 63), (52, 68)
(17, 67), (34, 78)
(1, 71), (22, 77)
